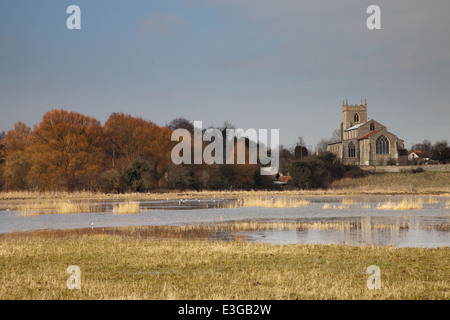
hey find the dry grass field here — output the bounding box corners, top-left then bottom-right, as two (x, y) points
(0, 234), (448, 300)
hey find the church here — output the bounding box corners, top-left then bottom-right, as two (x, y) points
(327, 100), (407, 166)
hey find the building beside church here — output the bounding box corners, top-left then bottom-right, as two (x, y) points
(327, 100), (407, 166)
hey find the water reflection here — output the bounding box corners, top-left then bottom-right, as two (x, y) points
(0, 196), (448, 248)
(238, 224), (448, 248)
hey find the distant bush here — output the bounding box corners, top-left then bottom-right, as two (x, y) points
(343, 165), (368, 179)
(387, 158), (397, 166)
(289, 152), (346, 189)
(288, 152), (370, 189)
(98, 169), (122, 193)
(411, 167), (424, 174)
(123, 160), (156, 192)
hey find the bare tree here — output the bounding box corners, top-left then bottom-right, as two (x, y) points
(315, 138), (331, 154)
(330, 129), (341, 143)
(166, 118), (194, 133)
(432, 140), (450, 163)
(411, 139), (433, 152)
(296, 136), (305, 146)
(315, 129), (340, 154)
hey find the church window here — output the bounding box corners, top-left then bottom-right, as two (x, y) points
(370, 123), (375, 131)
(354, 113), (360, 122)
(376, 135), (389, 154)
(348, 142), (356, 158)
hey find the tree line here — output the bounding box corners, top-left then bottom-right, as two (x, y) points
(0, 110), (274, 192)
(0, 110), (448, 193)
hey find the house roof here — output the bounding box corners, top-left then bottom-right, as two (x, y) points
(278, 175), (291, 183)
(344, 122), (366, 131)
(408, 150), (432, 158)
(273, 175), (291, 185)
(358, 130), (379, 140)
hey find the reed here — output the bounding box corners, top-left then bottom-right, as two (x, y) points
(341, 198), (358, 205)
(376, 198), (423, 210)
(16, 200), (97, 216)
(426, 196), (440, 204)
(226, 196), (310, 208)
(112, 201), (141, 214)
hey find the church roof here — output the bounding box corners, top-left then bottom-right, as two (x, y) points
(358, 130), (379, 140)
(327, 140), (342, 145)
(344, 122), (366, 131)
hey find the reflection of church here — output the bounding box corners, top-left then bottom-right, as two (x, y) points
(340, 216), (408, 246)
(327, 100), (408, 165)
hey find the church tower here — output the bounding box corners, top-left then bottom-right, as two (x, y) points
(340, 99), (367, 139)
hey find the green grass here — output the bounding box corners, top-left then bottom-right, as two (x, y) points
(1, 235), (448, 300)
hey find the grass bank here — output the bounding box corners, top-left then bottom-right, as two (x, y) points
(329, 171), (450, 194)
(0, 235), (448, 300)
(0, 172), (449, 202)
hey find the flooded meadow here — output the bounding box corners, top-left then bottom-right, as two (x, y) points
(0, 195), (448, 248)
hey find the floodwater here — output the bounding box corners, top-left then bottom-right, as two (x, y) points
(0, 195), (448, 248)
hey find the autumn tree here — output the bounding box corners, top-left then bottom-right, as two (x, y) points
(27, 109), (104, 191)
(103, 113), (175, 188)
(0, 131), (5, 165)
(1, 122), (32, 190)
(0, 131), (4, 190)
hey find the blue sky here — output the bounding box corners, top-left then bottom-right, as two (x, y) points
(1, 0), (449, 150)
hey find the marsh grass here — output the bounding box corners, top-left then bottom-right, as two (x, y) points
(112, 201), (141, 214)
(341, 198), (358, 205)
(322, 196), (445, 211)
(2, 220), (448, 243)
(15, 200), (98, 216)
(1, 172), (450, 204)
(226, 196), (310, 208)
(377, 198), (423, 210)
(0, 235), (448, 300)
(426, 196), (440, 204)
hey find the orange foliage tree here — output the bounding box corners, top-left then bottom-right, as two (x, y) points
(1, 122), (32, 190)
(0, 111), (276, 192)
(27, 109), (104, 191)
(103, 112), (174, 188)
